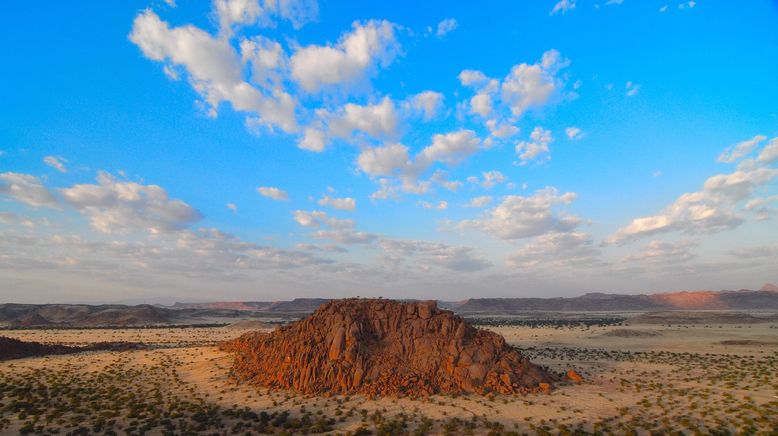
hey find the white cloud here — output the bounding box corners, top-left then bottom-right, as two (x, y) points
(357, 130), (481, 197)
(678, 1), (696, 10)
(312, 229), (377, 244)
(357, 142), (412, 177)
(300, 97), (399, 151)
(226, 202), (238, 212)
(298, 127), (327, 152)
(516, 126), (552, 164)
(380, 239), (491, 272)
(565, 126), (584, 140)
(607, 135), (778, 244)
(466, 196), (492, 208)
(470, 93), (492, 116)
(486, 119), (519, 139)
(290, 20), (399, 92)
(758, 137), (778, 163)
(744, 195), (778, 220)
(420, 200), (448, 210)
(501, 49), (569, 117)
(293, 210), (353, 228)
(407, 91), (444, 120)
(0, 172), (59, 208)
(459, 187), (580, 240)
(213, 0), (318, 32)
(327, 97), (398, 139)
(59, 172), (202, 234)
(240, 35), (289, 90)
(458, 50), (569, 127)
(479, 170), (507, 189)
(659, 5), (669, 12)
(129, 10), (298, 133)
(625, 81), (641, 97)
(435, 18), (458, 38)
(293, 210), (375, 244)
(550, 0), (576, 15)
(318, 195), (356, 211)
(624, 240), (697, 264)
(457, 70), (488, 87)
(257, 186), (289, 201)
(507, 231), (600, 269)
(43, 156), (68, 173)
(417, 129), (481, 167)
(718, 135), (766, 163)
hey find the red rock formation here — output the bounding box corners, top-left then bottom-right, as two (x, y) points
(566, 370), (583, 383)
(222, 299), (555, 396)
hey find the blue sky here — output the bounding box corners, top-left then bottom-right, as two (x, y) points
(1, 0), (777, 303)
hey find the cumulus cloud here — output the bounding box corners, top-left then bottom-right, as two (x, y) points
(43, 156), (68, 173)
(240, 35), (289, 89)
(466, 196), (492, 208)
(744, 195), (778, 221)
(417, 130), (481, 167)
(502, 50), (569, 117)
(458, 50), (570, 130)
(565, 126), (583, 140)
(293, 210), (353, 229)
(214, 0), (318, 32)
(303, 97), (400, 151)
(469, 170), (506, 189)
(485, 120), (519, 139)
(0, 172), (59, 208)
(59, 172), (202, 234)
(435, 18), (458, 38)
(357, 142), (412, 178)
(312, 229), (377, 244)
(318, 195), (356, 211)
(257, 186), (289, 200)
(459, 187), (580, 240)
(290, 20), (399, 92)
(623, 240), (697, 264)
(516, 127), (552, 164)
(757, 137), (778, 163)
(607, 135), (778, 244)
(507, 231), (600, 269)
(407, 91), (444, 120)
(717, 135), (766, 163)
(129, 10), (298, 133)
(419, 200), (448, 210)
(357, 130), (481, 196)
(380, 239), (491, 272)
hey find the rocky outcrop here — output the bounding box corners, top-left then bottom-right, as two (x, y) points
(221, 299), (554, 397)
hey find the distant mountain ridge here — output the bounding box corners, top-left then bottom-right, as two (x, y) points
(2, 288), (776, 327)
(449, 288), (778, 313)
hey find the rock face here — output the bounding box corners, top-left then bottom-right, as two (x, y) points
(222, 299), (554, 396)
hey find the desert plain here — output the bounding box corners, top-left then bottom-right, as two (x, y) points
(0, 311), (776, 435)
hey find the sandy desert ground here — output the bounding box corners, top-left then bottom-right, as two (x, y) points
(1, 318), (776, 435)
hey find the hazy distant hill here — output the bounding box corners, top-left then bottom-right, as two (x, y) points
(2, 287), (776, 327)
(450, 287), (778, 313)
(172, 298), (330, 313)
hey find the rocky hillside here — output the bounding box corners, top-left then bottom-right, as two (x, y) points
(222, 299), (555, 397)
